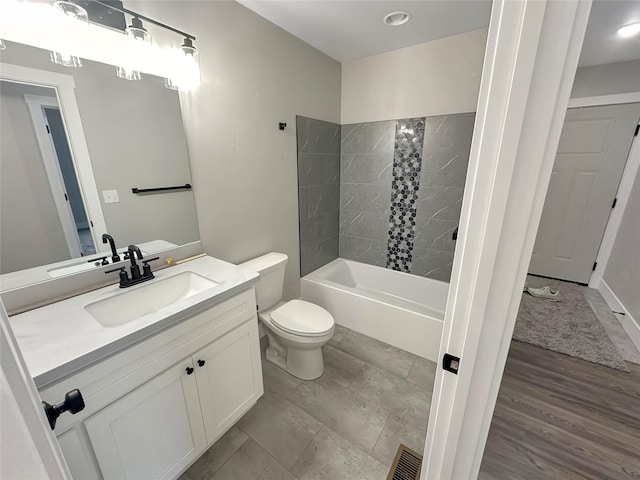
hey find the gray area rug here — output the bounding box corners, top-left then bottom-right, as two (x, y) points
(513, 275), (629, 372)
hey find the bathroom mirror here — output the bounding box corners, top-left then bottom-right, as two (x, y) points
(0, 40), (199, 289)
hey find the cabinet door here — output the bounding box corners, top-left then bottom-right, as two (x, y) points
(194, 319), (263, 444)
(84, 359), (206, 480)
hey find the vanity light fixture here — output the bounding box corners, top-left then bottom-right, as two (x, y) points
(115, 16), (150, 80)
(164, 37), (201, 91)
(126, 16), (152, 44)
(50, 0), (88, 67)
(617, 22), (640, 38)
(383, 11), (411, 26)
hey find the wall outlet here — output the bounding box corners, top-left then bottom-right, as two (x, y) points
(102, 190), (119, 204)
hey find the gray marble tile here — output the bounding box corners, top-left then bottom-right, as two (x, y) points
(297, 116), (341, 155)
(182, 425), (248, 480)
(411, 248), (455, 282)
(406, 357), (437, 390)
(339, 235), (387, 267)
(291, 426), (389, 480)
(211, 438), (295, 480)
(288, 376), (390, 453)
(340, 182), (392, 214)
(300, 211), (339, 247)
(322, 344), (366, 388)
(341, 121), (396, 155)
(339, 209), (388, 240)
(300, 235), (339, 276)
(340, 153), (394, 185)
(420, 113), (475, 188)
(415, 186), (465, 222)
(349, 364), (431, 426)
(371, 415), (427, 467)
(331, 329), (417, 378)
(305, 183), (340, 217)
(413, 219), (458, 253)
(262, 356), (302, 395)
(238, 391), (323, 469)
(298, 153), (340, 187)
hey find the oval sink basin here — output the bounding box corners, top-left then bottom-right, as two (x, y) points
(85, 272), (219, 328)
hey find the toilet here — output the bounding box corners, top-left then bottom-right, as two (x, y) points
(239, 252), (335, 380)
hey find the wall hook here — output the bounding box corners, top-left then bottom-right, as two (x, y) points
(279, 122), (287, 131)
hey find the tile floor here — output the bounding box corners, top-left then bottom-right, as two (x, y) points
(179, 325), (437, 480)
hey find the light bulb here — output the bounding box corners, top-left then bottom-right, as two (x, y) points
(127, 17), (152, 44)
(165, 38), (201, 91)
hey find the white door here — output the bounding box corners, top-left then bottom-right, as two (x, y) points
(194, 320), (263, 444)
(84, 359), (206, 480)
(529, 103), (640, 283)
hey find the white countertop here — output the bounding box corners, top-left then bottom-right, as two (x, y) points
(9, 256), (258, 388)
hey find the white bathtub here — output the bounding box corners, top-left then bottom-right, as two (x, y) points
(301, 258), (446, 361)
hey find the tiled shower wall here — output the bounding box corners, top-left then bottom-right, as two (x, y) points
(297, 113), (475, 282)
(297, 116), (341, 276)
(339, 121), (396, 268)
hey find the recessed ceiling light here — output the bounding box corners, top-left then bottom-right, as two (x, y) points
(383, 11), (410, 26)
(617, 22), (640, 38)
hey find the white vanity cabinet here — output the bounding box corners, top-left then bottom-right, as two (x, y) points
(39, 288), (263, 480)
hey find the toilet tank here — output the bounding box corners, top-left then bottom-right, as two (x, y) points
(239, 252), (288, 312)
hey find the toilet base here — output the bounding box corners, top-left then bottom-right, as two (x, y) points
(264, 330), (325, 380)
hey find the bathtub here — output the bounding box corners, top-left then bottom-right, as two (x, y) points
(301, 258), (446, 361)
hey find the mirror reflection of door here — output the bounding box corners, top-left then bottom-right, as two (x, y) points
(1, 81), (95, 275)
(42, 106), (96, 256)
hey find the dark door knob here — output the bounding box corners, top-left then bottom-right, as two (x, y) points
(42, 389), (85, 430)
(197, 359), (205, 367)
(185, 367), (194, 375)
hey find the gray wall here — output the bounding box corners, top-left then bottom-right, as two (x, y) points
(339, 120), (395, 267)
(338, 113), (474, 282)
(0, 83), (70, 274)
(133, 1), (342, 300)
(0, 42), (199, 254)
(297, 116), (341, 276)
(571, 60), (640, 98)
(603, 169), (640, 327)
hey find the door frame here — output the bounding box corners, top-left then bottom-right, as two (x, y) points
(23, 94), (83, 257)
(422, 0), (592, 478)
(1, 63), (109, 255)
(1, 301), (71, 478)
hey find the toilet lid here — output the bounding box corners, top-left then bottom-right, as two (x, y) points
(271, 300), (334, 336)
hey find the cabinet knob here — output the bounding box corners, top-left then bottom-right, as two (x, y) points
(197, 359), (206, 367)
(185, 367), (194, 375)
(42, 389), (85, 430)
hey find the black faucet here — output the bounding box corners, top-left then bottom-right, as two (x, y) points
(128, 245), (143, 280)
(105, 244), (159, 288)
(102, 234), (121, 263)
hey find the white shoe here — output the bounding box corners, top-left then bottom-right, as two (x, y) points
(527, 286), (559, 301)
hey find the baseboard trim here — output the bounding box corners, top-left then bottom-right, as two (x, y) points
(599, 280), (640, 351)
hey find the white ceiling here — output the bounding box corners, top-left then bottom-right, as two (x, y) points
(237, 0), (640, 67)
(236, 0), (492, 62)
(579, 0), (640, 67)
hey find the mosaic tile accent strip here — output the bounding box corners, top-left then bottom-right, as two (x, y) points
(386, 118), (426, 272)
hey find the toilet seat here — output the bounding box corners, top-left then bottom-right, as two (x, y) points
(270, 300), (334, 337)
